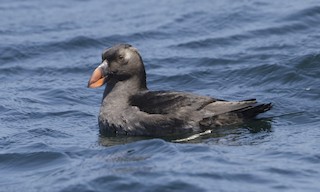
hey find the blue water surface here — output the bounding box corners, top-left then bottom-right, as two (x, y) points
(1, 0), (320, 191)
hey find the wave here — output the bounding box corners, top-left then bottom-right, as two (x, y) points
(0, 29), (170, 65)
(172, 21), (312, 50)
(0, 151), (68, 172)
(282, 5), (320, 23)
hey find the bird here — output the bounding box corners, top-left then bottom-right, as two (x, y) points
(88, 44), (272, 137)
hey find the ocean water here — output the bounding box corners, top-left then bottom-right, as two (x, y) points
(1, 0), (320, 191)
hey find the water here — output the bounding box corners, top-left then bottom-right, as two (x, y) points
(1, 0), (320, 191)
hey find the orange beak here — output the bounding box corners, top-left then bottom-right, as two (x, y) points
(87, 61), (108, 88)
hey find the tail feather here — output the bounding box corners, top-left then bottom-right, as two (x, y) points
(235, 103), (272, 118)
(199, 100), (272, 129)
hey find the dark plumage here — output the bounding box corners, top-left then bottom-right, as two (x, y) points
(88, 44), (272, 136)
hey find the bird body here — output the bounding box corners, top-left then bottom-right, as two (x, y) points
(88, 44), (272, 136)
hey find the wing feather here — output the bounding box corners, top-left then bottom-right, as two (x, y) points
(129, 91), (216, 114)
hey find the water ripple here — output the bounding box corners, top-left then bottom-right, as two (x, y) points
(0, 151), (68, 172)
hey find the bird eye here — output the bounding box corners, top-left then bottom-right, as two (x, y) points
(119, 55), (124, 60)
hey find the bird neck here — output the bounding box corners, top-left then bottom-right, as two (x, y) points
(102, 74), (147, 103)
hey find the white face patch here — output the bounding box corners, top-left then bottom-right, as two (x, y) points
(125, 47), (139, 60)
(124, 50), (133, 60)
